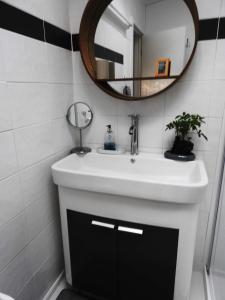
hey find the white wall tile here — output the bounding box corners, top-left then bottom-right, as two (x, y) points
(0, 175), (24, 228)
(0, 82), (12, 132)
(117, 100), (137, 117)
(165, 81), (212, 117)
(221, 0), (225, 17)
(0, 250), (31, 298)
(31, 252), (63, 300)
(69, 0), (88, 32)
(0, 131), (18, 180)
(195, 0), (222, 19)
(20, 156), (57, 207)
(26, 221), (59, 276)
(134, 94), (165, 118)
(196, 151), (218, 183)
(205, 118), (222, 152)
(40, 0), (70, 32)
(0, 29), (49, 83)
(72, 52), (93, 84)
(0, 1), (72, 298)
(46, 44), (73, 84)
(49, 84), (73, 119)
(208, 80), (225, 118)
(0, 38), (6, 81)
(26, 195), (59, 242)
(10, 83), (73, 128)
(14, 122), (54, 169)
(139, 117), (164, 148)
(11, 83), (53, 128)
(73, 83), (118, 116)
(16, 277), (37, 300)
(52, 118), (74, 153)
(183, 41), (217, 81)
(214, 40), (225, 80)
(0, 212), (27, 272)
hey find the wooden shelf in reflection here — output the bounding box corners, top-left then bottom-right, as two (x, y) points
(97, 75), (179, 82)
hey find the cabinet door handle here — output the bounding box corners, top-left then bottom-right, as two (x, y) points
(118, 226), (143, 235)
(91, 220), (115, 229)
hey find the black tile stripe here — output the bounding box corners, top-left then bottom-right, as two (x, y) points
(72, 34), (124, 64)
(0, 0), (44, 41)
(72, 33), (80, 51)
(0, 0), (224, 52)
(44, 22), (71, 50)
(95, 44), (123, 64)
(218, 17), (225, 39)
(0, 0), (71, 50)
(199, 18), (219, 41)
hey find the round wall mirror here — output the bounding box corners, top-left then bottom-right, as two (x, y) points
(79, 0), (199, 101)
(66, 102), (93, 155)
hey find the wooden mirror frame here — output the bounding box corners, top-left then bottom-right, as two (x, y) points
(79, 0), (199, 101)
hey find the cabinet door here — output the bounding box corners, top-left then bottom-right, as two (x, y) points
(67, 210), (117, 300)
(117, 221), (179, 300)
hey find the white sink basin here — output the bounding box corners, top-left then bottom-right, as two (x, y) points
(52, 152), (208, 204)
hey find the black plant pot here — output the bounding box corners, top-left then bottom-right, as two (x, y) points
(164, 136), (195, 161)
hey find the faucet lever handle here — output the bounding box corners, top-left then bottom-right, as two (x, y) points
(129, 125), (134, 135)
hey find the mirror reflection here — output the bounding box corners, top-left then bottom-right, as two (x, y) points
(94, 0), (196, 98)
(66, 102), (93, 129)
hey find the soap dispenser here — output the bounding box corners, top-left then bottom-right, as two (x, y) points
(104, 125), (116, 150)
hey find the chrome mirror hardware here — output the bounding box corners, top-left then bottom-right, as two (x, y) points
(66, 102), (93, 156)
(129, 114), (139, 156)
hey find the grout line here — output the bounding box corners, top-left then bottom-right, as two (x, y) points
(15, 232), (63, 299)
(43, 20), (47, 43)
(0, 147), (70, 184)
(0, 217), (59, 276)
(2, 80), (73, 85)
(12, 116), (67, 131)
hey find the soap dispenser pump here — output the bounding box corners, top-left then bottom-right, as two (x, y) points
(104, 125), (116, 150)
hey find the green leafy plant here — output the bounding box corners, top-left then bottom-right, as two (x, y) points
(166, 112), (208, 141)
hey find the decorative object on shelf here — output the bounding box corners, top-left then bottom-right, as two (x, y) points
(123, 85), (131, 96)
(96, 59), (115, 80)
(155, 58), (171, 78)
(66, 102), (93, 156)
(165, 112), (207, 161)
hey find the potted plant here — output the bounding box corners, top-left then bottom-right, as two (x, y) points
(165, 112), (207, 161)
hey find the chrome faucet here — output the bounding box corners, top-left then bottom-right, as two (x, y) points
(129, 114), (139, 155)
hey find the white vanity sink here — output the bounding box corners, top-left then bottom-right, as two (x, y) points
(52, 152), (208, 204)
(52, 152), (208, 300)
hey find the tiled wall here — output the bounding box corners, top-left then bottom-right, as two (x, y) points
(0, 0), (74, 299)
(69, 0), (225, 271)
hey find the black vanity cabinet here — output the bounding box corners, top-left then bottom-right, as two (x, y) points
(117, 221), (178, 300)
(67, 210), (179, 300)
(67, 210), (117, 299)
